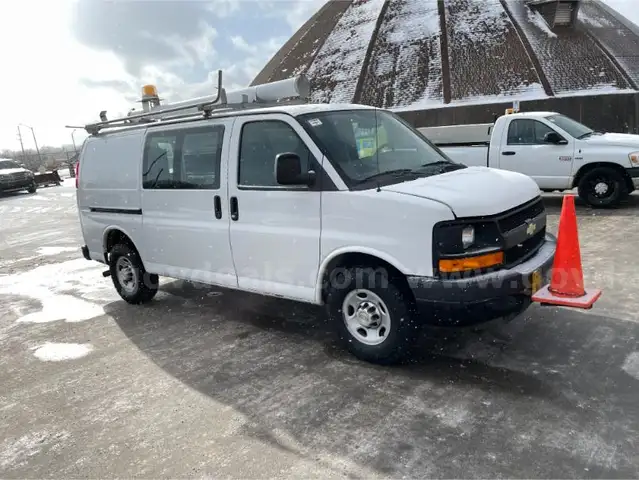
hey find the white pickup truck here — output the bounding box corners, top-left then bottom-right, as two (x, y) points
(419, 111), (639, 208)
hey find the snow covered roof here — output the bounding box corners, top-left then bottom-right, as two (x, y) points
(252, 0), (639, 114)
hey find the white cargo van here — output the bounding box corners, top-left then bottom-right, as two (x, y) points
(73, 72), (556, 364)
(420, 111), (639, 208)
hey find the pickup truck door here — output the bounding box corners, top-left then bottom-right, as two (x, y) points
(497, 118), (574, 189)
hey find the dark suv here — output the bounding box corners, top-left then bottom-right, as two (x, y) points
(0, 159), (37, 194)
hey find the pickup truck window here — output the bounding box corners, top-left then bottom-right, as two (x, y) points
(0, 160), (21, 170)
(142, 125), (224, 190)
(545, 114), (594, 139)
(238, 120), (315, 188)
(507, 119), (556, 145)
(298, 109), (461, 188)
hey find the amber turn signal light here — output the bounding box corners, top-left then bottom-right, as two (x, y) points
(439, 251), (504, 273)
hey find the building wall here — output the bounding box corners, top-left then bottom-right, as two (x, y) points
(396, 92), (639, 133)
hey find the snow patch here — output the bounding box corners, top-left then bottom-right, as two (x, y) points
(621, 351), (639, 380)
(32, 342), (93, 362)
(36, 246), (77, 256)
(579, 9), (616, 29)
(391, 82), (548, 112)
(307, 0), (386, 103)
(15, 293), (105, 324)
(450, 82), (548, 106)
(0, 258), (118, 324)
(554, 83), (636, 97)
(448, 0), (509, 46)
(527, 9), (557, 37)
(0, 430), (69, 468)
(371, 0), (443, 107)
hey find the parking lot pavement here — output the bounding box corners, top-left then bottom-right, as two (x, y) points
(1, 186), (639, 479)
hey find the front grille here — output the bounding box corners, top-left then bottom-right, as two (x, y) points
(434, 196), (548, 277)
(498, 197), (547, 267)
(0, 171), (30, 185)
(497, 197), (545, 234)
(504, 227), (546, 266)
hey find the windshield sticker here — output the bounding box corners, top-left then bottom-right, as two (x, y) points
(308, 118), (322, 127)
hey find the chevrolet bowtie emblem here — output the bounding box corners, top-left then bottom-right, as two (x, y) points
(526, 222), (537, 236)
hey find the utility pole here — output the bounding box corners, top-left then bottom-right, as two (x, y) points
(71, 129), (78, 153)
(16, 126), (26, 162)
(18, 123), (42, 165)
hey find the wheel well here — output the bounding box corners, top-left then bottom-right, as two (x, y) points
(319, 252), (414, 304)
(104, 229), (137, 262)
(572, 162), (633, 191)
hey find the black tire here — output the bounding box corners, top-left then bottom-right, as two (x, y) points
(27, 182), (37, 194)
(108, 243), (159, 304)
(325, 265), (418, 365)
(577, 166), (628, 208)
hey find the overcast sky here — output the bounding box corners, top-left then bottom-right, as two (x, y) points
(0, 0), (636, 151)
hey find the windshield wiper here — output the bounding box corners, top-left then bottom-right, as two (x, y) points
(578, 131), (595, 139)
(358, 169), (419, 183)
(419, 161), (466, 172)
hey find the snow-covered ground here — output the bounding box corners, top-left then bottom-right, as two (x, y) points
(2, 179), (639, 478)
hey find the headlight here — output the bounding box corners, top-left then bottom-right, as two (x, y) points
(629, 152), (639, 165)
(461, 225), (474, 249)
(434, 221), (500, 255)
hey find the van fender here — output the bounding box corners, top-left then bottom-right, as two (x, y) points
(314, 246), (410, 304)
(101, 224), (140, 262)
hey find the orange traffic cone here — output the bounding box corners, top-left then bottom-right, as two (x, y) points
(532, 194), (602, 309)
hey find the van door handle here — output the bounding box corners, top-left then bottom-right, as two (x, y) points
(230, 196), (239, 221)
(214, 195), (222, 219)
(502, 151), (516, 156)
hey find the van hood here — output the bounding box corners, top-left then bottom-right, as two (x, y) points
(582, 132), (639, 149)
(382, 166), (541, 217)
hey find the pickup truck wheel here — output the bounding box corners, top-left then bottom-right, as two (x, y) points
(109, 244), (159, 304)
(577, 167), (627, 208)
(326, 266), (418, 365)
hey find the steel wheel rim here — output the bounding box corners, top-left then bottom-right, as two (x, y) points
(590, 176), (613, 198)
(115, 257), (138, 294)
(342, 289), (391, 346)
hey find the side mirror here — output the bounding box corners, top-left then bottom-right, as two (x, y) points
(275, 152), (316, 187)
(544, 132), (567, 145)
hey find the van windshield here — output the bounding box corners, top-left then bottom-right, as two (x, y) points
(298, 109), (464, 188)
(0, 160), (20, 170)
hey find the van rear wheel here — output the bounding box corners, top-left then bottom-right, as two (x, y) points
(326, 266), (418, 365)
(109, 243), (158, 304)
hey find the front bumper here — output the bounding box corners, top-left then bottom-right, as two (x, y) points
(629, 166), (639, 189)
(407, 233), (556, 326)
(0, 178), (34, 192)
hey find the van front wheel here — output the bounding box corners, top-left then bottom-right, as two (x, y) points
(326, 266), (418, 365)
(109, 243), (158, 304)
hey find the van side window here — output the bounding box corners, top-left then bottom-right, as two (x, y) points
(143, 125), (224, 189)
(238, 120), (312, 188)
(507, 119), (555, 145)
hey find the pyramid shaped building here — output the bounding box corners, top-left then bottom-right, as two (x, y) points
(252, 0), (639, 130)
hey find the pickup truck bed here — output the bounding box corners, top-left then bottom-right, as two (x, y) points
(439, 145), (488, 167)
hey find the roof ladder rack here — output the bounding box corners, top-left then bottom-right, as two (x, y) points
(65, 70), (312, 135)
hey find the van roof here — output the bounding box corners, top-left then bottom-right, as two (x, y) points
(86, 102), (379, 137)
